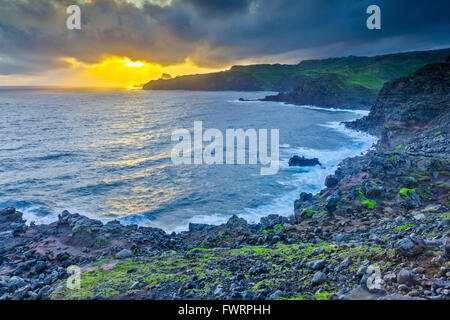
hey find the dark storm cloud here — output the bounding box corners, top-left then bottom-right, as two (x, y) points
(182, 0), (251, 16)
(0, 0), (449, 75)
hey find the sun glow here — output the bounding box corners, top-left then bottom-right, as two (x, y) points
(56, 56), (226, 88)
(123, 59), (145, 68)
(0, 55), (227, 88)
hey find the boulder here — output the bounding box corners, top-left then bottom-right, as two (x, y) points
(404, 191), (421, 209)
(443, 237), (450, 259)
(294, 192), (314, 214)
(226, 215), (248, 229)
(188, 223), (210, 233)
(334, 233), (349, 243)
(306, 259), (327, 270)
(115, 249), (133, 259)
(326, 192), (342, 211)
(10, 222), (27, 235)
(395, 234), (426, 257)
(397, 269), (415, 286)
(7, 276), (26, 292)
(312, 271), (327, 285)
(288, 155), (321, 167)
(0, 207), (24, 225)
(325, 175), (339, 188)
(339, 257), (352, 268)
(299, 192), (313, 202)
(268, 290), (283, 300)
(260, 214), (287, 229)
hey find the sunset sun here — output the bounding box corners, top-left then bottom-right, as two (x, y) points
(54, 56), (226, 88)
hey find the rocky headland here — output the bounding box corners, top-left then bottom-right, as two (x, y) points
(0, 58), (449, 301)
(144, 48), (450, 110)
(261, 73), (377, 109)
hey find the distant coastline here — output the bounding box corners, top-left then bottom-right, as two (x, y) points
(142, 48), (450, 109)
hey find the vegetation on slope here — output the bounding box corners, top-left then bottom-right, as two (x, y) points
(143, 48), (450, 95)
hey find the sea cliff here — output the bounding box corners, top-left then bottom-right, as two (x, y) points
(143, 48), (450, 109)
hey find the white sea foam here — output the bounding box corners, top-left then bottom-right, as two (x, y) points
(20, 206), (59, 225)
(20, 118), (376, 233)
(16, 96), (376, 233)
(277, 102), (370, 117)
(21, 205), (111, 226)
(179, 116), (377, 231)
(235, 98), (370, 117)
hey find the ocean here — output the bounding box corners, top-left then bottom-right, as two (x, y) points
(0, 88), (377, 232)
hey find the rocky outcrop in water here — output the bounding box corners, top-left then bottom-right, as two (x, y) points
(262, 73), (377, 109)
(288, 155), (322, 167)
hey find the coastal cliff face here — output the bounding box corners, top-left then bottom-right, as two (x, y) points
(143, 48), (450, 109)
(285, 57), (450, 300)
(347, 57), (450, 147)
(143, 70), (271, 91)
(0, 59), (449, 301)
(143, 65), (311, 92)
(262, 73), (377, 109)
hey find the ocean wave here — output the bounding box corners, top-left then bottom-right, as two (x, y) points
(19, 204), (113, 226)
(283, 103), (370, 116)
(27, 153), (76, 162)
(2, 91), (377, 233)
(224, 118), (378, 227)
(66, 180), (126, 196)
(21, 206), (60, 225)
(16, 118), (377, 233)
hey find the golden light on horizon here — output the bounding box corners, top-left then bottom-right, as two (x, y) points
(57, 56), (227, 88)
(123, 59), (145, 68)
(0, 55), (228, 88)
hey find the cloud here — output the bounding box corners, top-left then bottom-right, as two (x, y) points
(182, 0), (251, 16)
(0, 0), (449, 75)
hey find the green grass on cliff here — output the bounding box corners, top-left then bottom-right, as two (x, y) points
(399, 188), (416, 200)
(144, 48), (450, 95)
(50, 242), (394, 300)
(228, 49), (450, 91)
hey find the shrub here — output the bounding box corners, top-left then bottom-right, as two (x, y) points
(305, 209), (317, 217)
(261, 224), (283, 233)
(395, 224), (413, 232)
(399, 188), (416, 200)
(358, 190), (366, 200)
(389, 155), (400, 162)
(361, 199), (376, 209)
(313, 291), (334, 300)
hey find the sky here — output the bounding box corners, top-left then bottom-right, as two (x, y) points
(0, 0), (449, 87)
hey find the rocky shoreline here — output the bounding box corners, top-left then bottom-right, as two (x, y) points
(0, 58), (449, 301)
(260, 73), (376, 110)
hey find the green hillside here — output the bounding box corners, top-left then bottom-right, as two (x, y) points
(232, 49), (450, 91)
(143, 48), (450, 95)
